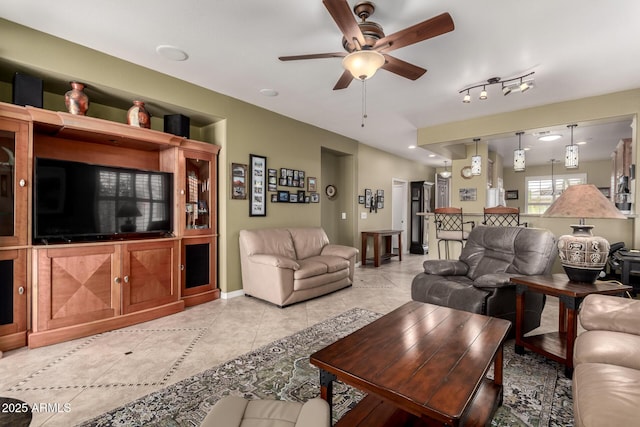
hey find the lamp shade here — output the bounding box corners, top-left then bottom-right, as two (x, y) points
(542, 184), (626, 220)
(117, 203), (142, 218)
(342, 50), (385, 80)
(543, 184), (626, 283)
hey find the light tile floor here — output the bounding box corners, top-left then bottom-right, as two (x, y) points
(0, 254), (558, 426)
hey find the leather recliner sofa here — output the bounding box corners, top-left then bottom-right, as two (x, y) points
(239, 227), (358, 307)
(411, 225), (557, 335)
(572, 293), (640, 427)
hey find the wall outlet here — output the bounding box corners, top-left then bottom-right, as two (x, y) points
(360, 212), (367, 219)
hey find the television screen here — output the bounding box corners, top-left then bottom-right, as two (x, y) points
(34, 157), (173, 244)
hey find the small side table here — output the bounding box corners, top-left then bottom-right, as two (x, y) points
(613, 250), (640, 294)
(361, 230), (402, 267)
(511, 274), (631, 377)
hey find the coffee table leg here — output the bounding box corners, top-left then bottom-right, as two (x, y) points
(319, 369), (337, 422)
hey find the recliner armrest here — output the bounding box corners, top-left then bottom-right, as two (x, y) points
(423, 260), (469, 276)
(248, 254), (300, 270)
(321, 244), (358, 259)
(472, 272), (516, 288)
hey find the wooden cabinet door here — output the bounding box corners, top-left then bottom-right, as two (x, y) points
(181, 236), (219, 306)
(180, 149), (214, 236)
(122, 240), (179, 314)
(0, 249), (28, 350)
(34, 245), (119, 332)
(0, 117), (29, 247)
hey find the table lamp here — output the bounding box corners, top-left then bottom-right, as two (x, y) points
(117, 203), (142, 232)
(542, 184), (627, 283)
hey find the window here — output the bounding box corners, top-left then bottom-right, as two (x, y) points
(525, 173), (587, 214)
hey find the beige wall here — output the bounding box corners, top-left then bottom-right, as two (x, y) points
(0, 19), (435, 295)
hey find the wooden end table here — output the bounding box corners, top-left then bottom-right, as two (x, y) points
(360, 230), (402, 267)
(310, 301), (511, 426)
(511, 274), (632, 377)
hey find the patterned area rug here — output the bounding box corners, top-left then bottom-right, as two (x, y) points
(79, 308), (573, 427)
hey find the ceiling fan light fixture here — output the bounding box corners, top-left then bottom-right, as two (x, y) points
(342, 49), (385, 80)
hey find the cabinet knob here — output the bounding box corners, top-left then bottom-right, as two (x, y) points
(180, 264), (185, 271)
(180, 189), (185, 195)
(19, 179), (26, 187)
(114, 277), (121, 284)
(18, 286), (25, 295)
(124, 275), (129, 283)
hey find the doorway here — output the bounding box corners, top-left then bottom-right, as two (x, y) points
(391, 179), (408, 254)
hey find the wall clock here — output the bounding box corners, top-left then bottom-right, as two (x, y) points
(325, 184), (337, 199)
(461, 166), (473, 179)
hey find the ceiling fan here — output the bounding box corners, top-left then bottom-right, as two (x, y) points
(279, 0), (454, 90)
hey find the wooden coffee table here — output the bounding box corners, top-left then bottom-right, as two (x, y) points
(310, 301), (511, 426)
(511, 274), (632, 377)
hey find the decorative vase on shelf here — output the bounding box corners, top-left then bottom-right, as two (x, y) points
(127, 100), (151, 128)
(64, 81), (89, 115)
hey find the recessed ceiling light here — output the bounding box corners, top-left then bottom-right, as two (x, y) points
(156, 45), (189, 61)
(260, 89), (279, 97)
(408, 145), (416, 149)
(538, 134), (562, 142)
(428, 154), (436, 157)
(577, 141), (587, 145)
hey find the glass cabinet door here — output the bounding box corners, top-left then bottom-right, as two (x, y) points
(182, 151), (212, 235)
(0, 118), (29, 247)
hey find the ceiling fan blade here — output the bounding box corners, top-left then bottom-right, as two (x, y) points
(376, 12), (454, 53)
(333, 70), (354, 90)
(279, 52), (347, 61)
(382, 55), (427, 80)
(323, 0), (366, 48)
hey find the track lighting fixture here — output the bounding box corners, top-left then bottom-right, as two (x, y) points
(459, 71), (535, 103)
(565, 124), (579, 168)
(514, 131), (525, 172)
(471, 138), (481, 176)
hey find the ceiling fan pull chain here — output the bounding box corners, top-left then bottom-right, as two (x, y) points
(361, 78), (367, 127)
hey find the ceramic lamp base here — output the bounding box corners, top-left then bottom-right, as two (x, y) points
(557, 224), (609, 284)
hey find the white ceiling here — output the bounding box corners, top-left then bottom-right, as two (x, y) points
(1, 0), (639, 166)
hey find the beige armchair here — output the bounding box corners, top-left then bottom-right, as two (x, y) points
(239, 227), (358, 306)
(202, 396), (330, 427)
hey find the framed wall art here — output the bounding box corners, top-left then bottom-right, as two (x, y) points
(249, 154), (267, 216)
(505, 190), (519, 200)
(231, 163), (247, 200)
(307, 177), (317, 192)
(459, 187), (477, 201)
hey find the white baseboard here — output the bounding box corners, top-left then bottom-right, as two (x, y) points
(221, 289), (245, 300)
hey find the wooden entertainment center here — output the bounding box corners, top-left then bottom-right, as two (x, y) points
(0, 102), (219, 350)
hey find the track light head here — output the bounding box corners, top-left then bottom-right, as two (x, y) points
(463, 91), (471, 103)
(502, 84), (512, 96)
(479, 87), (488, 100)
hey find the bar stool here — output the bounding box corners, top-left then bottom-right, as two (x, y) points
(482, 206), (528, 227)
(434, 207), (475, 259)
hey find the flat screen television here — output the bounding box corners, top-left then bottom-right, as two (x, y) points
(34, 157), (173, 244)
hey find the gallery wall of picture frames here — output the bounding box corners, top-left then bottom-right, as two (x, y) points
(358, 189), (384, 213)
(233, 156), (321, 216)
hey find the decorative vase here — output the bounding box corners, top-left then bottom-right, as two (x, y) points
(127, 100), (151, 128)
(64, 81), (89, 115)
(557, 224), (609, 283)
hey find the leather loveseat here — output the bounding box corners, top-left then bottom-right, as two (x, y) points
(411, 225), (557, 335)
(239, 227), (358, 307)
(572, 293), (640, 427)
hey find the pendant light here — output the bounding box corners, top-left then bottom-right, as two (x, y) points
(565, 124), (579, 168)
(514, 131), (526, 172)
(439, 160), (452, 178)
(471, 138), (481, 175)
